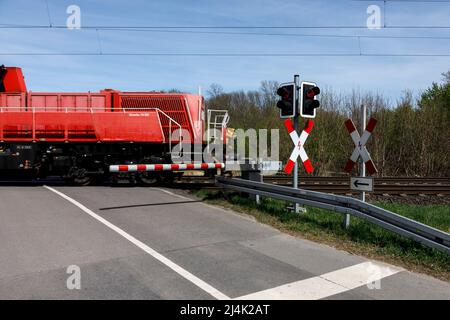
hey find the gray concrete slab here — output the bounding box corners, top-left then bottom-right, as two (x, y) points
(239, 234), (365, 275)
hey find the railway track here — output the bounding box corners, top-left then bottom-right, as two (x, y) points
(177, 176), (450, 195)
(0, 176), (448, 195)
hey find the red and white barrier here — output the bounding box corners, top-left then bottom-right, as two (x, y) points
(110, 163), (224, 173)
(284, 119), (314, 174)
(344, 118), (377, 175)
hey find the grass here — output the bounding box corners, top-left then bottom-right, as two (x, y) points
(192, 189), (450, 282)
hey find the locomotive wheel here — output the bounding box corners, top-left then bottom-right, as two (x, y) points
(137, 171), (160, 186)
(160, 172), (175, 185)
(73, 175), (94, 186)
(68, 167), (94, 186)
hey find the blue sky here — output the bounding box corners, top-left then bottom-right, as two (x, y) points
(0, 0), (449, 103)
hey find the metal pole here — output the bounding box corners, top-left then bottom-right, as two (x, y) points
(344, 104), (366, 229)
(293, 74), (300, 213)
(360, 104), (366, 203)
(344, 206), (351, 229)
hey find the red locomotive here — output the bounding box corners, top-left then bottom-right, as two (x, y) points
(0, 66), (227, 184)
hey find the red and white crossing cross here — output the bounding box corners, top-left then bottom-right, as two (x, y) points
(344, 117), (378, 175)
(284, 119), (314, 174)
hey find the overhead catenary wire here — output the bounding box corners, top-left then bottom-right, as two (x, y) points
(1, 52), (450, 57)
(1, 24), (450, 40)
(60, 28), (450, 40)
(1, 24), (450, 29)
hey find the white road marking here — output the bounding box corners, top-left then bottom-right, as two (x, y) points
(43, 185), (230, 300)
(236, 261), (403, 300)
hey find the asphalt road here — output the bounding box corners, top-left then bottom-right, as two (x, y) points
(0, 185), (449, 300)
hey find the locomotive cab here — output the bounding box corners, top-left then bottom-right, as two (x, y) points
(0, 65), (27, 93)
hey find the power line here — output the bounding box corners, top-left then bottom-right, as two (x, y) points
(1, 52), (449, 57)
(88, 28), (450, 40)
(1, 24), (450, 29)
(1, 25), (450, 40)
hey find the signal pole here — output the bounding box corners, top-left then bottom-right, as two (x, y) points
(344, 104), (366, 229)
(293, 74), (300, 213)
(277, 74), (320, 214)
(360, 104), (367, 203)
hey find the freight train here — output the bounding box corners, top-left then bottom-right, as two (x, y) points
(0, 66), (228, 185)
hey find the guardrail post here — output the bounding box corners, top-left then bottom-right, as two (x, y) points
(241, 167), (262, 205)
(241, 159), (263, 205)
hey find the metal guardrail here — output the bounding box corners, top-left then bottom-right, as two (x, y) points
(216, 177), (450, 255)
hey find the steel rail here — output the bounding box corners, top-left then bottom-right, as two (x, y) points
(216, 177), (450, 254)
(179, 176), (450, 195)
(264, 176), (450, 184)
(180, 176), (450, 195)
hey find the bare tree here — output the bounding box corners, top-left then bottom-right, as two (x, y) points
(442, 70), (450, 84)
(207, 83), (224, 98)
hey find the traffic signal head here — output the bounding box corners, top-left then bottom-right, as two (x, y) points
(300, 82), (320, 118)
(276, 82), (296, 118)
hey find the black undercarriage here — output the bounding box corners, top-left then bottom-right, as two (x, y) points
(0, 141), (214, 185)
